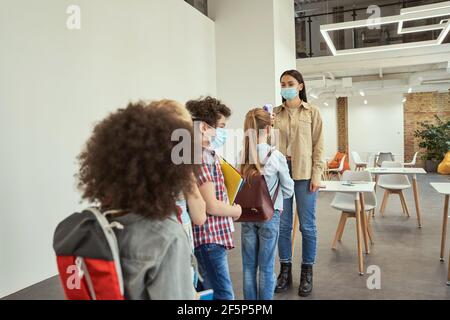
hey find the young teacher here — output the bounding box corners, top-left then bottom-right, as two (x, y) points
(273, 69), (324, 297)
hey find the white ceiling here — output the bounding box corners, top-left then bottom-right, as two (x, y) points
(295, 0), (450, 98)
(298, 44), (450, 98)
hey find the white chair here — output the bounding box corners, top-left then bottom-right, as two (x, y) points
(324, 155), (346, 180)
(403, 152), (418, 167)
(321, 156), (333, 181)
(351, 151), (367, 171)
(376, 152), (394, 167)
(366, 152), (377, 167)
(377, 161), (411, 217)
(331, 170), (377, 250)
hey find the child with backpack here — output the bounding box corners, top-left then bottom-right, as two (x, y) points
(185, 96), (242, 300)
(151, 99), (207, 287)
(239, 108), (294, 300)
(54, 100), (199, 300)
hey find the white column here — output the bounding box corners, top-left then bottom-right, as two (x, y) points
(210, 0), (296, 130)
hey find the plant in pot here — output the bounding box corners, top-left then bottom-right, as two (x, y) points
(414, 115), (450, 172)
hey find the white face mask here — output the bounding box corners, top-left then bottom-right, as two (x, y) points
(281, 87), (298, 100)
(210, 128), (227, 150)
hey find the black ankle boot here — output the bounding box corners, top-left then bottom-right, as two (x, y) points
(275, 262), (292, 293)
(298, 264), (313, 297)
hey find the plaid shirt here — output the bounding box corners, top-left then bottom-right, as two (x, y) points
(193, 149), (234, 250)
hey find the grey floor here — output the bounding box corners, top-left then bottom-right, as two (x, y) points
(3, 173), (450, 300)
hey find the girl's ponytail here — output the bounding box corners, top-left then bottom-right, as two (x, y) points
(240, 108), (271, 181)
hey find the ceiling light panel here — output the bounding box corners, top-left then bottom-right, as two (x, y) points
(320, 1), (450, 56)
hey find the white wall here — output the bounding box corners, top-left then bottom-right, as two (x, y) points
(273, 0), (297, 106)
(306, 94), (404, 167)
(210, 0), (296, 163)
(210, 0), (277, 131)
(348, 94), (404, 168)
(311, 98), (338, 159)
(0, 0), (216, 297)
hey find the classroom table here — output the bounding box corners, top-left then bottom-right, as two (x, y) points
(429, 182), (450, 286)
(366, 167), (427, 228)
(318, 181), (376, 275)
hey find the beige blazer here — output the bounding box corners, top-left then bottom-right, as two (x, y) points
(273, 101), (324, 185)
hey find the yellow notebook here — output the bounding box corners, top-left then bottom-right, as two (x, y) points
(220, 157), (244, 205)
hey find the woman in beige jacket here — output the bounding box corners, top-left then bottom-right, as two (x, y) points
(273, 70), (324, 297)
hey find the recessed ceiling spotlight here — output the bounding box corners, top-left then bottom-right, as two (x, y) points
(310, 93), (318, 99)
(359, 90), (365, 97)
(402, 97), (407, 103)
(363, 100), (368, 105)
(408, 87), (412, 93)
(324, 102), (329, 107)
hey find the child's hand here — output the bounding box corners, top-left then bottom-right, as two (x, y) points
(232, 204), (242, 220)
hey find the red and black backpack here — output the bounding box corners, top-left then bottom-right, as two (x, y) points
(53, 207), (125, 300)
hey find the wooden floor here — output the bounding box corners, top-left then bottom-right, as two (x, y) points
(3, 173), (450, 300)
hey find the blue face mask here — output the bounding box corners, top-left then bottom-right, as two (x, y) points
(210, 127), (227, 150)
(281, 87), (298, 100)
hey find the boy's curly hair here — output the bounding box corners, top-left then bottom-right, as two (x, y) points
(77, 100), (195, 219)
(185, 96), (231, 127)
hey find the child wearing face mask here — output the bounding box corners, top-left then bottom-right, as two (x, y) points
(239, 108), (294, 300)
(185, 96), (242, 300)
(210, 126), (228, 151)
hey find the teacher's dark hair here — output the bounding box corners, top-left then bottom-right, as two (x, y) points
(280, 70), (307, 103)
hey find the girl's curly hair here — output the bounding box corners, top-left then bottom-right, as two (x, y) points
(77, 100), (196, 219)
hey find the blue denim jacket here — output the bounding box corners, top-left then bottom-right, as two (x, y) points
(258, 143), (294, 211)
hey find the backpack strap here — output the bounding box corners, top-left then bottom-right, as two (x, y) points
(86, 207), (125, 297)
(75, 256), (97, 300)
(262, 146), (276, 165)
(271, 181), (281, 204)
(262, 147), (281, 205)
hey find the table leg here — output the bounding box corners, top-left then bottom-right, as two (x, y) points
(440, 195), (449, 261)
(411, 175), (422, 228)
(447, 249), (450, 286)
(367, 212), (374, 244)
(355, 194), (364, 275)
(374, 175), (379, 196)
(359, 192), (370, 254)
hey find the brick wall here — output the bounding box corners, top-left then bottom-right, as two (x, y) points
(404, 91), (450, 168)
(336, 97), (349, 154)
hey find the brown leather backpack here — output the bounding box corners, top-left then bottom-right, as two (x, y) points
(234, 150), (280, 222)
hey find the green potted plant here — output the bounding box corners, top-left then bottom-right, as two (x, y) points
(414, 115), (450, 172)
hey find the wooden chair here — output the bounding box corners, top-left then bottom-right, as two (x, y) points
(351, 151), (367, 171)
(378, 161), (411, 217)
(330, 171), (377, 253)
(324, 155), (347, 180)
(402, 152), (418, 168)
(376, 152), (394, 167)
